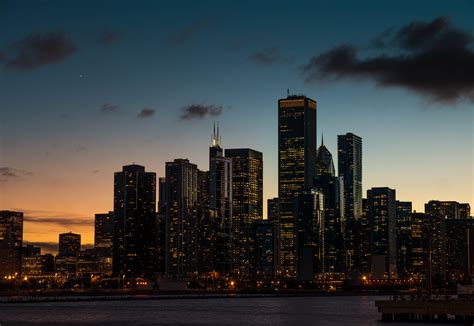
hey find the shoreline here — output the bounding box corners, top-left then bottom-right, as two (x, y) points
(0, 291), (389, 304)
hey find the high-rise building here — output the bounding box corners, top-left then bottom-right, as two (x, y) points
(410, 212), (426, 279)
(0, 210), (23, 249)
(396, 201), (412, 278)
(295, 188), (325, 280)
(158, 177), (167, 213)
(278, 94), (317, 277)
(165, 159), (199, 277)
(59, 232), (81, 257)
(94, 212), (114, 257)
(367, 187), (397, 278)
(209, 123), (233, 276)
(113, 164), (157, 278)
(267, 198), (280, 223)
(253, 220), (278, 279)
(225, 148), (263, 278)
(196, 169), (215, 276)
(459, 203), (471, 219)
(446, 219), (474, 282)
(314, 138), (344, 274)
(337, 133), (362, 276)
(425, 200), (460, 219)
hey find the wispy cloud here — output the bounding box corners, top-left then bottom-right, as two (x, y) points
(137, 107), (155, 119)
(180, 104), (223, 120)
(20, 209), (93, 228)
(0, 167), (33, 182)
(97, 31), (123, 45)
(101, 103), (119, 113)
(166, 20), (208, 45)
(6, 32), (77, 70)
(249, 47), (293, 65)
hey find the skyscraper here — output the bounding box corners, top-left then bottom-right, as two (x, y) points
(425, 200), (460, 219)
(225, 148), (263, 278)
(295, 188), (325, 280)
(0, 210), (23, 249)
(113, 164), (157, 278)
(367, 187), (397, 278)
(59, 232), (81, 257)
(209, 123), (233, 276)
(267, 198), (280, 223)
(278, 94), (317, 277)
(396, 201), (412, 278)
(337, 132), (362, 275)
(314, 138), (344, 273)
(94, 212), (114, 257)
(165, 159), (199, 277)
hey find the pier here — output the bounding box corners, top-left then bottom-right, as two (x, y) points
(375, 298), (474, 323)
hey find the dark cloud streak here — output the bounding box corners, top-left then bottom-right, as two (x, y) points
(249, 47), (293, 65)
(6, 32), (77, 70)
(180, 104), (223, 120)
(97, 31), (123, 45)
(137, 108), (155, 118)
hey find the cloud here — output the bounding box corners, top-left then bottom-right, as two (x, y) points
(249, 47), (293, 65)
(0, 167), (33, 182)
(75, 145), (87, 152)
(167, 20), (208, 45)
(302, 17), (474, 104)
(20, 209), (93, 228)
(92, 170), (100, 174)
(180, 104), (223, 120)
(137, 107), (155, 118)
(101, 103), (119, 113)
(6, 32), (77, 70)
(97, 31), (123, 45)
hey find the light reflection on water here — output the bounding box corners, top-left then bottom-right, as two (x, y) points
(0, 295), (445, 325)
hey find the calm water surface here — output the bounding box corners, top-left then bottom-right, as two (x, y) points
(0, 296), (445, 325)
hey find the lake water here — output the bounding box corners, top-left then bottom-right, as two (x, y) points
(0, 295), (446, 325)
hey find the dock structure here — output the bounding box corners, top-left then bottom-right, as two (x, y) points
(375, 299), (474, 323)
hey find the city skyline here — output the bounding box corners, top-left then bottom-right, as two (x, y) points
(1, 1), (473, 250)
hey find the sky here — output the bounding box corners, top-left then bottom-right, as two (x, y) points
(1, 0), (473, 252)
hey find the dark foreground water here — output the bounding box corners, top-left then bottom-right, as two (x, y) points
(0, 295), (449, 326)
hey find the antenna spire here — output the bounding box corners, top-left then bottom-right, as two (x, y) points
(211, 121), (221, 148)
(321, 133), (324, 146)
(287, 88), (290, 97)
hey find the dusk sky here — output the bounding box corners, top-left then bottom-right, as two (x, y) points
(1, 0), (473, 251)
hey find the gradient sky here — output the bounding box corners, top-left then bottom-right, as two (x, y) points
(1, 0), (473, 252)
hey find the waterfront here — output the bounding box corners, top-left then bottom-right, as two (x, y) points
(0, 295), (453, 325)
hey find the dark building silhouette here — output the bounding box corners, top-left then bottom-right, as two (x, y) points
(314, 137), (344, 274)
(337, 133), (362, 275)
(295, 188), (325, 280)
(425, 200), (460, 219)
(396, 201), (412, 278)
(158, 177), (167, 212)
(0, 231), (21, 277)
(113, 164), (157, 278)
(253, 220), (278, 279)
(94, 212), (114, 257)
(446, 219), (474, 282)
(367, 187), (397, 278)
(209, 123), (233, 276)
(225, 148), (263, 278)
(0, 210), (23, 249)
(165, 159), (199, 277)
(197, 169), (215, 276)
(267, 198), (280, 223)
(459, 203), (471, 219)
(59, 232), (81, 257)
(278, 94), (317, 277)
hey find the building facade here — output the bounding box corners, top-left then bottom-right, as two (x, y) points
(278, 95), (317, 277)
(113, 164), (157, 278)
